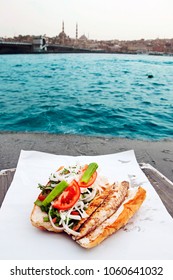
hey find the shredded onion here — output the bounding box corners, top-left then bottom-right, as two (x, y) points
(82, 187), (97, 203)
(74, 201), (88, 218)
(62, 220), (80, 236)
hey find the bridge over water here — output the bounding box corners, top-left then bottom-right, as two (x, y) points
(0, 38), (101, 54)
(0, 41), (32, 54)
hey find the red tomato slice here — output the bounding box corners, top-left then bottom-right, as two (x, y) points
(52, 217), (57, 223)
(52, 180), (80, 210)
(38, 226), (46, 231)
(71, 211), (79, 215)
(38, 193), (47, 201)
(78, 169), (97, 188)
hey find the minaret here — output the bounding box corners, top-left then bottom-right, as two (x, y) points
(76, 23), (78, 40)
(62, 21), (64, 33)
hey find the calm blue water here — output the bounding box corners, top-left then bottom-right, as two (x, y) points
(0, 53), (173, 140)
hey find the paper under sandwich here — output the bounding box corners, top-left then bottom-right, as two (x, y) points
(31, 162), (146, 248)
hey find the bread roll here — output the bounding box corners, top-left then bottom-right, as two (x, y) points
(30, 205), (63, 233)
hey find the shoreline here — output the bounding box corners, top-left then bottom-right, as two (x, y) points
(0, 132), (173, 182)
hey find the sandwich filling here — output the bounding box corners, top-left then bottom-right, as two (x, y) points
(34, 162), (109, 236)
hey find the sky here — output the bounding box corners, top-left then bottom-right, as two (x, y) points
(0, 0), (173, 40)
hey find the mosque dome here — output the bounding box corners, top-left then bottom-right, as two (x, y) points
(79, 34), (88, 41)
(58, 31), (67, 39)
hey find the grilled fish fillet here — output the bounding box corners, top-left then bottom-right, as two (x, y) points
(77, 186), (146, 248)
(75, 181), (129, 240)
(73, 183), (113, 231)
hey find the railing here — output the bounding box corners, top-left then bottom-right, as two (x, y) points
(0, 41), (32, 46)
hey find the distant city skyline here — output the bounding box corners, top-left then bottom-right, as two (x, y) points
(0, 0), (173, 40)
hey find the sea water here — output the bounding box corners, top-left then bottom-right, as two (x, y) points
(0, 53), (173, 140)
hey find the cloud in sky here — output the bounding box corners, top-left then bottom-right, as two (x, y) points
(0, 0), (173, 40)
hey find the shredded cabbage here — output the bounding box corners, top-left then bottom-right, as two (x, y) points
(46, 162), (109, 235)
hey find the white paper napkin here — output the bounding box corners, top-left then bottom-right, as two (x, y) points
(0, 149), (173, 260)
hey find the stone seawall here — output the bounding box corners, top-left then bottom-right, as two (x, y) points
(0, 133), (173, 181)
